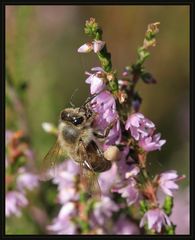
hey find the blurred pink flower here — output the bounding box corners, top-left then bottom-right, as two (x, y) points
(113, 215), (140, 234)
(98, 162), (118, 195)
(17, 168), (39, 192)
(52, 160), (79, 203)
(112, 178), (139, 206)
(52, 160), (79, 189)
(47, 202), (77, 234)
(85, 67), (106, 94)
(6, 130), (13, 145)
(140, 208), (171, 233)
(91, 196), (119, 226)
(158, 170), (180, 196)
(47, 217), (76, 234)
(6, 191), (28, 217)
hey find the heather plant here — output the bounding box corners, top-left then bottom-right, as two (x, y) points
(41, 18), (185, 235)
(5, 16), (187, 235)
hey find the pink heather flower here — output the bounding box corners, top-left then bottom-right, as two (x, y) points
(52, 160), (79, 203)
(140, 208), (171, 233)
(47, 217), (76, 235)
(139, 133), (166, 152)
(117, 147), (139, 180)
(91, 91), (121, 145)
(105, 119), (121, 145)
(91, 196), (119, 226)
(6, 130), (13, 145)
(92, 91), (116, 118)
(85, 67), (106, 94)
(125, 164), (140, 179)
(78, 40), (105, 53)
(6, 191), (28, 217)
(125, 113), (166, 152)
(52, 160), (79, 189)
(125, 113), (155, 141)
(47, 202), (77, 234)
(113, 215), (140, 234)
(158, 170), (180, 196)
(112, 178), (139, 206)
(17, 168), (39, 192)
(98, 162), (118, 195)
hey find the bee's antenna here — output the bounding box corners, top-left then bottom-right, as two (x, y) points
(69, 88), (79, 108)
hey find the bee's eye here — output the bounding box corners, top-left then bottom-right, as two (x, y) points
(61, 111), (66, 121)
(72, 116), (84, 125)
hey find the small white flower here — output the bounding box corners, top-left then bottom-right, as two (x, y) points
(42, 122), (57, 134)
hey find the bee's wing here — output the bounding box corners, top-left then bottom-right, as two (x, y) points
(39, 140), (63, 181)
(80, 161), (101, 200)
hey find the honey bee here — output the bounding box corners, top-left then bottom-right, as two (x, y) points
(40, 95), (113, 198)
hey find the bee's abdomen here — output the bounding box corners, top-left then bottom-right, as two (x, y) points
(91, 158), (112, 172)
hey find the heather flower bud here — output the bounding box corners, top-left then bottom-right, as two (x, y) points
(77, 43), (93, 53)
(141, 72), (157, 84)
(78, 40), (105, 54)
(93, 40), (105, 53)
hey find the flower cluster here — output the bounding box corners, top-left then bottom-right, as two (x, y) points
(47, 161), (131, 234)
(84, 66), (121, 146)
(125, 112), (166, 152)
(76, 18), (186, 235)
(47, 160), (79, 234)
(6, 130), (39, 217)
(43, 18), (186, 235)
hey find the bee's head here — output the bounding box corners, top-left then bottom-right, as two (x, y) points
(60, 108), (86, 126)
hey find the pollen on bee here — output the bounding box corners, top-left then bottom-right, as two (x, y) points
(103, 146), (120, 162)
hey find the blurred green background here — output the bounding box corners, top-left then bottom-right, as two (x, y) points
(6, 5), (189, 234)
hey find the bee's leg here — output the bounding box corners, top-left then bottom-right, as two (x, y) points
(77, 138), (88, 162)
(78, 138), (104, 174)
(93, 120), (116, 139)
(77, 138), (101, 198)
(89, 140), (104, 158)
(77, 138), (93, 171)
